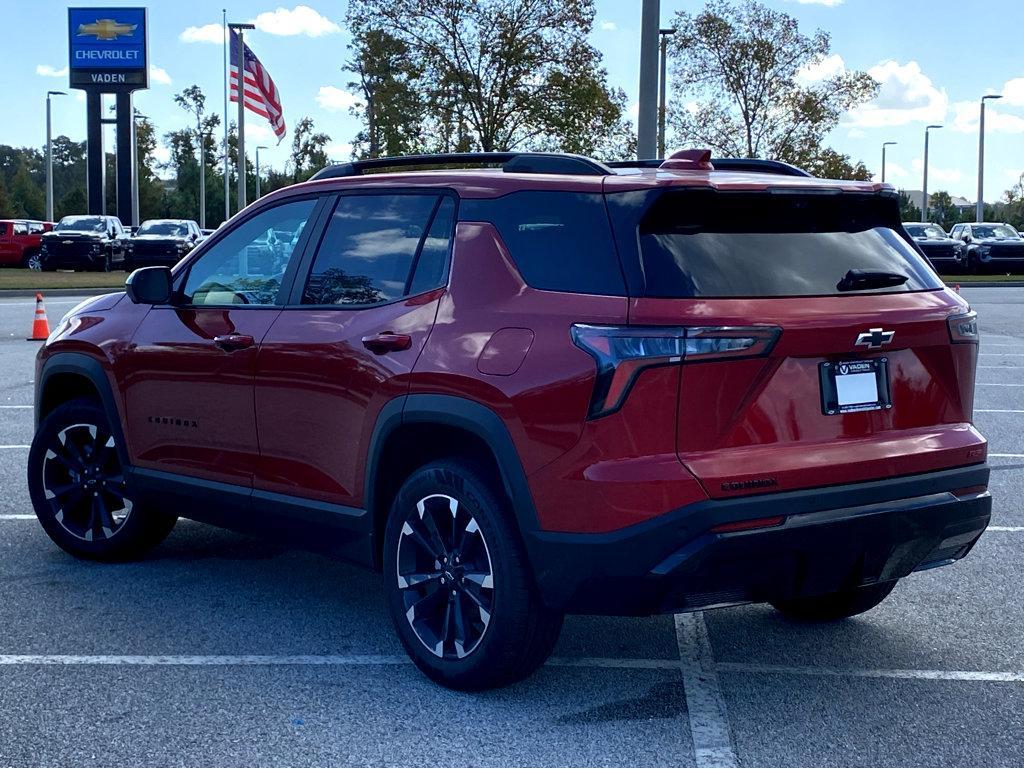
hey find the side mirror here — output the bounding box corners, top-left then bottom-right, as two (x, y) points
(125, 266), (173, 305)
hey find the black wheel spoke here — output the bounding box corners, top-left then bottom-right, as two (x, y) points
(405, 522), (443, 562)
(452, 592), (468, 657)
(48, 482), (81, 499)
(399, 571), (441, 588)
(420, 507), (449, 560)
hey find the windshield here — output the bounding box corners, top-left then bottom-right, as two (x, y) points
(138, 221), (188, 236)
(636, 191), (942, 297)
(54, 216), (106, 233)
(906, 224), (946, 239)
(972, 224), (1020, 239)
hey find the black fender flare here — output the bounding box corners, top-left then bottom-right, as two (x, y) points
(365, 393), (541, 539)
(36, 352), (130, 467)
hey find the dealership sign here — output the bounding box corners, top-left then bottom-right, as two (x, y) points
(68, 7), (148, 89)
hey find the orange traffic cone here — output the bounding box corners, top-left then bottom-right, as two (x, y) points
(27, 293), (51, 341)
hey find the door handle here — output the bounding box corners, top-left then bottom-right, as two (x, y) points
(214, 333), (255, 351)
(362, 332), (412, 354)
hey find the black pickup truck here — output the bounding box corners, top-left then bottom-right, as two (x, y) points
(39, 215), (131, 272)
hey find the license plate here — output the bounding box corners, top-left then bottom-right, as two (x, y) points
(819, 358), (892, 415)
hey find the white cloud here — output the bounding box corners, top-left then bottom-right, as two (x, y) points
(911, 157), (962, 185)
(795, 53), (845, 86)
(179, 23), (225, 44)
(36, 64), (68, 78)
(846, 60), (947, 127)
(326, 142), (354, 160)
(599, 20), (618, 31)
(246, 123), (275, 141)
(1003, 77), (1024, 107)
(149, 65), (171, 85)
(846, 127), (866, 139)
(880, 161), (908, 180)
(951, 100), (1024, 134)
(316, 86), (360, 112)
(253, 5), (340, 37)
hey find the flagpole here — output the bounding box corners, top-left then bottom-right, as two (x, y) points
(229, 22), (254, 211)
(222, 8), (229, 221)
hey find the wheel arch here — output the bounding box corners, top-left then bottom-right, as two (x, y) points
(37, 353), (130, 466)
(366, 394), (540, 569)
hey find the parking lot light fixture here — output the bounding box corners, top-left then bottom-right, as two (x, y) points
(881, 141), (897, 184)
(45, 91), (67, 223)
(977, 94), (1003, 221)
(922, 125), (942, 222)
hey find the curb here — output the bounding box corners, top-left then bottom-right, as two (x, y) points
(0, 287), (122, 298)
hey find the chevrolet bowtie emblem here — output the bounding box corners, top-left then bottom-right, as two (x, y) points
(77, 19), (137, 40)
(855, 328), (895, 349)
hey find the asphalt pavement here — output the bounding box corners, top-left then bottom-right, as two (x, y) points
(0, 287), (1021, 767)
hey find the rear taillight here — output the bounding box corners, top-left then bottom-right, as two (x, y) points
(570, 324), (780, 418)
(947, 309), (979, 344)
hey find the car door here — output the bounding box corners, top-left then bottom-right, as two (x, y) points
(0, 223), (14, 264)
(253, 191), (456, 511)
(119, 196), (322, 487)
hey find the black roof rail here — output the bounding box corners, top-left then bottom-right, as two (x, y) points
(606, 157), (813, 178)
(310, 152), (613, 181)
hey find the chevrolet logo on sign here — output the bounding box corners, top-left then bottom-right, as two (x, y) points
(76, 19), (138, 40)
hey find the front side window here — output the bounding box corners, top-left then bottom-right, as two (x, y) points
(182, 198), (316, 306)
(302, 194), (451, 306)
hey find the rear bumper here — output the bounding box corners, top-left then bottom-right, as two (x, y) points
(525, 464), (991, 615)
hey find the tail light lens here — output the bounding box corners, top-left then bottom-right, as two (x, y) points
(571, 324), (781, 418)
(947, 309), (979, 344)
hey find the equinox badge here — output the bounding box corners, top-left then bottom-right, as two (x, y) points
(855, 328), (895, 349)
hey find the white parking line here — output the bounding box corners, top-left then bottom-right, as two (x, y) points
(0, 405), (31, 409)
(0, 515), (35, 520)
(715, 662), (1024, 683)
(675, 612), (738, 768)
(0, 653), (683, 670)
(988, 526), (1024, 532)
(979, 353), (1024, 357)
(0, 445), (28, 449)
(976, 409), (1024, 413)
(991, 453), (1024, 458)
(977, 383), (1024, 386)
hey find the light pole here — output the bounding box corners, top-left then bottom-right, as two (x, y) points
(131, 113), (148, 228)
(921, 124), (942, 222)
(657, 28), (676, 159)
(637, 0), (660, 159)
(198, 130), (212, 229)
(977, 94), (1003, 222)
(881, 141), (897, 183)
(45, 90), (66, 222)
(255, 145), (268, 198)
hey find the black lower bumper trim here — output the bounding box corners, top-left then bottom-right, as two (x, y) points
(525, 464), (991, 615)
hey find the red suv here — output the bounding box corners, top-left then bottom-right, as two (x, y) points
(28, 151), (991, 690)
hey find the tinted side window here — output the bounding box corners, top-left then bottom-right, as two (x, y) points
(408, 197), (455, 296)
(182, 198), (316, 306)
(302, 194), (440, 306)
(459, 191), (625, 296)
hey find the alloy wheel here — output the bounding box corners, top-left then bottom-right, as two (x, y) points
(25, 253), (41, 271)
(396, 494), (495, 660)
(41, 423), (132, 541)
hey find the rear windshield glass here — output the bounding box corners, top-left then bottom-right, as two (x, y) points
(637, 191), (942, 297)
(139, 221), (188, 236)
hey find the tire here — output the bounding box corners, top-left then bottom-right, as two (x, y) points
(382, 459), (563, 690)
(21, 250), (41, 271)
(770, 580), (897, 621)
(27, 398), (177, 562)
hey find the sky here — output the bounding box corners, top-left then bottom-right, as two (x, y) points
(4, 0), (1024, 203)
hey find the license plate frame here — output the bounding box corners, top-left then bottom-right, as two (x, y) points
(819, 358), (892, 415)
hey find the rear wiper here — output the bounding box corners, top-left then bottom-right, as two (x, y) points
(836, 269), (909, 292)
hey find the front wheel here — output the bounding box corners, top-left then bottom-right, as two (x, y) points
(27, 398), (177, 561)
(382, 459), (563, 690)
(770, 580), (897, 621)
(22, 250), (41, 271)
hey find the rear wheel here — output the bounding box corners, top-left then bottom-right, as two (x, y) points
(27, 398), (177, 561)
(21, 250), (41, 271)
(382, 459), (563, 690)
(770, 580), (897, 621)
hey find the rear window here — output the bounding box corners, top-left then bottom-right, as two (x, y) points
(460, 191), (625, 296)
(637, 191), (943, 298)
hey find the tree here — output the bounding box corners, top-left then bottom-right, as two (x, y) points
(0, 176), (12, 218)
(898, 191), (921, 222)
(10, 160), (44, 219)
(1002, 173), (1024, 230)
(346, 0), (632, 154)
(289, 117), (331, 183)
(928, 191), (958, 230)
(347, 28), (426, 158)
(666, 0), (877, 169)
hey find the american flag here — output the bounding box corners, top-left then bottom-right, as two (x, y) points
(229, 29), (286, 142)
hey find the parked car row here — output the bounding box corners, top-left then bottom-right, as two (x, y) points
(904, 221), (1024, 274)
(0, 215), (207, 272)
